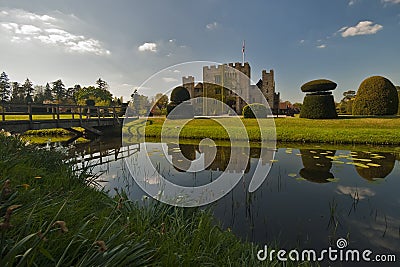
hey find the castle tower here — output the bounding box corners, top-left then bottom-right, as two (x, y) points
(182, 76), (195, 98)
(262, 69), (277, 110)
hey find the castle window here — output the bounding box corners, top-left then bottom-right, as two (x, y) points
(215, 75), (221, 84)
(215, 88), (221, 94)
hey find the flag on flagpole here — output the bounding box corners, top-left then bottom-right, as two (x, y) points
(242, 40), (245, 64)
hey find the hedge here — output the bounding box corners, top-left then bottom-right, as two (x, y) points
(242, 103), (269, 118)
(352, 76), (398, 115)
(301, 79), (337, 93)
(299, 94), (337, 119)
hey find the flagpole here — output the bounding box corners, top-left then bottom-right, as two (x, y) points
(242, 40), (245, 65)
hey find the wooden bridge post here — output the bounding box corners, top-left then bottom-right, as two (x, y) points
(79, 106), (83, 124)
(97, 107), (100, 125)
(1, 103), (5, 121)
(56, 105), (60, 124)
(28, 103), (33, 122)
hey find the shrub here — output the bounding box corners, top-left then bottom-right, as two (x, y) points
(170, 86), (190, 104)
(352, 76), (398, 115)
(242, 103), (269, 118)
(299, 94), (338, 119)
(301, 79), (337, 93)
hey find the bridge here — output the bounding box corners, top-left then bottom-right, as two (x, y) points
(0, 103), (127, 136)
(66, 137), (140, 173)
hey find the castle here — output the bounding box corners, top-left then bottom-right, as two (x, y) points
(181, 62), (280, 115)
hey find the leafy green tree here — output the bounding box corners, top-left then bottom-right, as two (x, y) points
(52, 79), (66, 102)
(338, 90), (356, 114)
(75, 86), (113, 106)
(154, 93), (169, 110)
(0, 71), (11, 103)
(23, 78), (34, 103)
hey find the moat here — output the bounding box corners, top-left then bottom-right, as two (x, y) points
(39, 136), (400, 258)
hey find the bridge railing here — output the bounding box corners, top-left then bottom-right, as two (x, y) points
(0, 103), (127, 122)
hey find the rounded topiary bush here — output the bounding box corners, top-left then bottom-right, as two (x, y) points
(301, 79), (337, 93)
(243, 103), (269, 118)
(299, 94), (338, 119)
(352, 76), (398, 115)
(170, 86), (190, 104)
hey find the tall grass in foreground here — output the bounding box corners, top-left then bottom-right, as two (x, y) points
(0, 133), (310, 266)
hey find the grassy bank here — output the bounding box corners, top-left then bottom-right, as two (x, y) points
(125, 116), (400, 145)
(0, 133), (305, 266)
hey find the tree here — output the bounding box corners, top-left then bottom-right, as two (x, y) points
(11, 82), (25, 104)
(75, 86), (113, 106)
(0, 71), (11, 103)
(33, 85), (45, 103)
(43, 83), (53, 102)
(23, 78), (34, 103)
(96, 78), (109, 91)
(352, 76), (398, 115)
(52, 79), (66, 102)
(154, 93), (169, 110)
(338, 90), (356, 114)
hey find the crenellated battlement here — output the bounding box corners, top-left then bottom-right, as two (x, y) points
(182, 76), (194, 83)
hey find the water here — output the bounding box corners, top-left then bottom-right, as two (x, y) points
(66, 137), (400, 258)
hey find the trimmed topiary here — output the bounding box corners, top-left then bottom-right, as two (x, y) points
(299, 94), (338, 119)
(170, 86), (190, 104)
(352, 76), (398, 116)
(243, 103), (269, 118)
(301, 79), (337, 93)
(166, 103), (177, 115)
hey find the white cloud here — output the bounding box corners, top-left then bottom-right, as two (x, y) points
(336, 186), (375, 200)
(138, 42), (157, 52)
(348, 0), (357, 6)
(338, 21), (383, 37)
(206, 21), (218, 30)
(382, 0), (400, 4)
(0, 8), (110, 55)
(162, 77), (178, 83)
(299, 39), (305, 44)
(317, 44), (327, 49)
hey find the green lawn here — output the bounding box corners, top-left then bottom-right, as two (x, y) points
(124, 116), (400, 145)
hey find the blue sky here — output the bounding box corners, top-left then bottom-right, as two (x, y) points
(0, 0), (399, 103)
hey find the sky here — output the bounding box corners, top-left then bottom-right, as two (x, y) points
(0, 0), (399, 103)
